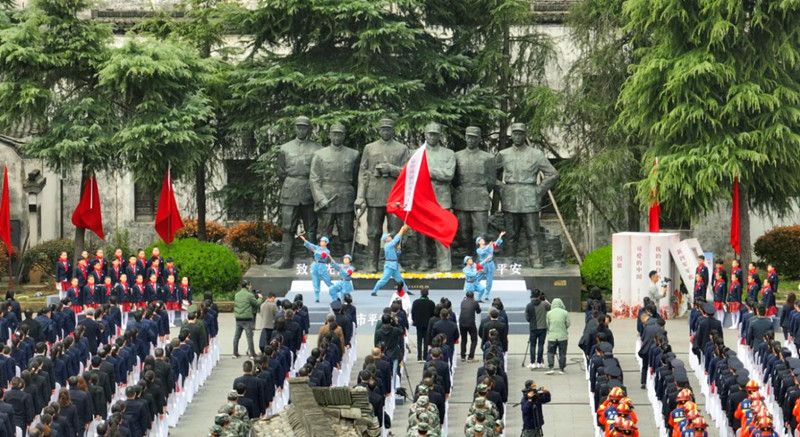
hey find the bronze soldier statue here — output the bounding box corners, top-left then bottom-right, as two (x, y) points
(309, 123), (359, 255)
(495, 122), (559, 268)
(417, 122), (455, 272)
(453, 126), (495, 253)
(355, 118), (410, 273)
(270, 116), (322, 269)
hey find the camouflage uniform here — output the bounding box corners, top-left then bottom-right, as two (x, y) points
(465, 423), (488, 437)
(407, 421), (440, 437)
(208, 425), (222, 437)
(408, 395), (440, 429)
(465, 411), (497, 437)
(468, 396), (499, 421)
(226, 391), (251, 435)
(219, 403), (247, 437)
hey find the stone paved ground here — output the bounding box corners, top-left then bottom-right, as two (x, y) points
(171, 312), (735, 437)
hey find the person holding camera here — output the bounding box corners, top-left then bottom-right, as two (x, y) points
(521, 380), (551, 437)
(232, 280), (263, 359)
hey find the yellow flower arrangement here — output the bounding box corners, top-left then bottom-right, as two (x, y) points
(352, 272), (465, 279)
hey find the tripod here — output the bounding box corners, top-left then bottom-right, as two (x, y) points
(522, 339), (531, 367)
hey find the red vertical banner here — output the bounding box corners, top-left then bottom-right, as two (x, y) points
(730, 177), (740, 255)
(0, 166), (11, 256)
(648, 158), (660, 232)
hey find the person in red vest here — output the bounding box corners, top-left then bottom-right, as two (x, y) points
(55, 251), (71, 299)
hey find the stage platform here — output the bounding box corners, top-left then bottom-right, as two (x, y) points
(243, 263), (582, 318)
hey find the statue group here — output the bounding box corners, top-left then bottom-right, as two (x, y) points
(269, 116), (559, 272)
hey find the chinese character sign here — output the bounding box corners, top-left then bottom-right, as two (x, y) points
(612, 232), (680, 319)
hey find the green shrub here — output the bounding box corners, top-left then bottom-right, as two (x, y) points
(581, 245), (612, 290)
(23, 239), (76, 280)
(146, 238), (241, 297)
(754, 225), (800, 279)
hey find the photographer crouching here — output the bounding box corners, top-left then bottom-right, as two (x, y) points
(521, 379), (551, 437)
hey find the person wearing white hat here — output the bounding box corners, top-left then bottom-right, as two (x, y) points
(299, 235), (333, 302)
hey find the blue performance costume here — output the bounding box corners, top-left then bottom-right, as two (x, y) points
(329, 256), (355, 302)
(371, 233), (404, 296)
(462, 256), (487, 301)
(304, 238), (333, 302)
(476, 236), (503, 300)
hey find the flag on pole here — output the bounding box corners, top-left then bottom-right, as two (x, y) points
(71, 175), (104, 240)
(155, 166), (184, 245)
(730, 177), (740, 255)
(386, 144), (458, 247)
(648, 158), (660, 233)
(0, 166), (11, 256)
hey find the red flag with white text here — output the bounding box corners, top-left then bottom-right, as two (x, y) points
(386, 145), (458, 247)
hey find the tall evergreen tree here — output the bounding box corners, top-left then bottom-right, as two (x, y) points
(559, 0), (644, 239)
(0, 0), (114, 261)
(618, 0), (800, 263)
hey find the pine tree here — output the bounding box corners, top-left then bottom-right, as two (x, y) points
(618, 0), (800, 263)
(0, 0), (114, 261)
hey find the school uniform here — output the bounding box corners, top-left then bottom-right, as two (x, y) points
(66, 286), (83, 313)
(82, 284), (101, 309)
(728, 280), (743, 327)
(89, 268), (104, 285)
(74, 266), (88, 289)
(126, 263), (139, 287)
(163, 283), (180, 311)
(101, 283), (115, 305)
(116, 282), (133, 312)
(136, 257), (148, 275)
(146, 266), (162, 285)
(713, 279), (727, 323)
(145, 280), (160, 304)
(55, 259), (71, 293)
(107, 265), (123, 285)
(89, 256), (107, 276)
(162, 266), (179, 285)
(179, 285), (192, 305)
(133, 283), (146, 309)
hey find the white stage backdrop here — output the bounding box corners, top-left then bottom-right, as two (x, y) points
(612, 232), (682, 319)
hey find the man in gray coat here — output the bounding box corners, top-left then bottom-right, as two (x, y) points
(525, 289), (550, 369)
(459, 291), (481, 362)
(258, 293), (279, 353)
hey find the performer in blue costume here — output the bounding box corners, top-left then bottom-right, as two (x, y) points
(300, 235), (333, 302)
(371, 224), (410, 296)
(463, 256), (487, 301)
(328, 255), (355, 302)
(476, 230), (505, 302)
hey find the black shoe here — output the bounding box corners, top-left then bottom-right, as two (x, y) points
(370, 292), (378, 296)
(641, 384), (646, 389)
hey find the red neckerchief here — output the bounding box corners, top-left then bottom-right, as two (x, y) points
(149, 281), (158, 289)
(167, 283), (175, 294)
(72, 286), (79, 297)
(80, 266), (87, 278)
(121, 283), (128, 294)
(749, 268), (758, 275)
(105, 284), (113, 295)
(694, 280), (705, 291)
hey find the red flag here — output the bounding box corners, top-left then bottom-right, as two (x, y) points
(0, 166), (11, 256)
(731, 177), (740, 255)
(155, 168), (184, 245)
(648, 158), (660, 233)
(386, 145), (458, 247)
(71, 176), (104, 240)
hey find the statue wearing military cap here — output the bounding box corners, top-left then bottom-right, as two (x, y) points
(414, 122), (455, 271)
(454, 125), (495, 253)
(495, 122), (559, 268)
(309, 123), (360, 255)
(270, 116), (322, 268)
(355, 118), (410, 272)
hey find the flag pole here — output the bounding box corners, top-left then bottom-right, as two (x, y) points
(5, 165), (11, 292)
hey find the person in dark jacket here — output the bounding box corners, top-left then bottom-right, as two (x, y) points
(747, 303), (774, 349)
(411, 288), (436, 362)
(638, 313), (666, 388)
(232, 361), (265, 417)
(430, 308), (459, 359)
(478, 308), (507, 352)
(525, 289), (550, 369)
(6, 377), (34, 437)
(77, 309), (103, 356)
(459, 292), (481, 362)
(374, 315), (404, 364)
(122, 386), (149, 437)
(67, 376), (92, 432)
(521, 380), (551, 436)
